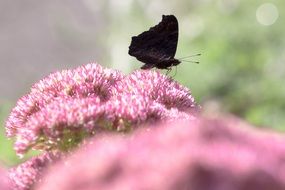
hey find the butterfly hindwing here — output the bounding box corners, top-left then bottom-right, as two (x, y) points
(128, 15), (179, 69)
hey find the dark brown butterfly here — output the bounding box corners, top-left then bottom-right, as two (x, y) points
(128, 15), (180, 70)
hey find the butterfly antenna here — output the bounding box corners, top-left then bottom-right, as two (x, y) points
(182, 60), (200, 64)
(178, 53), (201, 60)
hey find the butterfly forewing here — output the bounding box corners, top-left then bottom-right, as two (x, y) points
(128, 15), (179, 69)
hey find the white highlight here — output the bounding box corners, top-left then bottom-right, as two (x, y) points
(256, 3), (279, 26)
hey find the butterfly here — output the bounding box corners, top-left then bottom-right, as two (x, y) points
(128, 15), (181, 70)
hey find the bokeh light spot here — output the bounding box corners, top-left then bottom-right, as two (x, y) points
(256, 3), (279, 26)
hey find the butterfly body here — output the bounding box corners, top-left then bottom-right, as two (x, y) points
(135, 53), (181, 70)
(129, 15), (180, 70)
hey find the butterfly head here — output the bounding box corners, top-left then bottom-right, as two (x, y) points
(172, 59), (181, 66)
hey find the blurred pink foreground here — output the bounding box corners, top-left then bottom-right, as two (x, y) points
(33, 116), (285, 190)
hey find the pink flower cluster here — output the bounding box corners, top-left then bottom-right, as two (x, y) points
(4, 63), (285, 190)
(5, 63), (198, 156)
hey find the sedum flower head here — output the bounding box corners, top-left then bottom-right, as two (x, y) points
(6, 63), (198, 156)
(6, 64), (122, 138)
(114, 70), (196, 111)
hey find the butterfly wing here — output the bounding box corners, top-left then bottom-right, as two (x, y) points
(128, 15), (179, 68)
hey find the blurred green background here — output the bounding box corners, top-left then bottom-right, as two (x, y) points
(0, 0), (284, 165)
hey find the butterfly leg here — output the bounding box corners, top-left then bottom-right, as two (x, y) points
(166, 68), (172, 75)
(170, 66), (177, 77)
